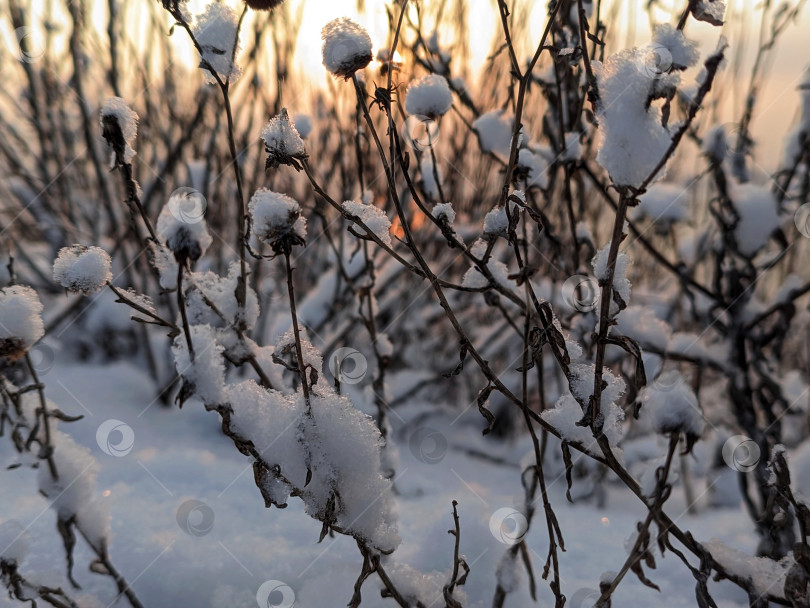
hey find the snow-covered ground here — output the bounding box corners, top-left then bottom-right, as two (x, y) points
(0, 354), (763, 607)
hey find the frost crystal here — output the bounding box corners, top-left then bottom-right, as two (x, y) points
(321, 18), (373, 79)
(0, 285), (44, 362)
(249, 189), (306, 254)
(100, 97), (139, 166)
(53, 245), (112, 295)
(193, 2), (242, 84)
(342, 199), (393, 247)
(405, 74), (453, 118)
(595, 49), (672, 187)
(262, 109), (307, 169)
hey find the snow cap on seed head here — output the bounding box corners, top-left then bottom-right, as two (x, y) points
(262, 109), (307, 170)
(100, 97), (138, 167)
(53, 245), (112, 295)
(0, 285), (44, 363)
(157, 190), (213, 264)
(249, 189), (307, 255)
(193, 2), (242, 84)
(405, 74), (453, 118)
(321, 17), (373, 79)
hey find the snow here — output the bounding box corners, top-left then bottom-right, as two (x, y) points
(461, 259), (511, 289)
(652, 24), (700, 70)
(226, 377), (402, 553)
(100, 97), (138, 164)
(482, 197), (521, 239)
(275, 328), (323, 376)
(303, 390), (401, 552)
(483, 206), (509, 238)
(53, 245), (112, 296)
(517, 148), (549, 189)
(405, 74), (453, 118)
(595, 48), (672, 187)
(293, 113), (313, 139)
(702, 538), (792, 597)
(640, 370), (706, 441)
(495, 549), (520, 593)
(193, 2), (242, 84)
(0, 285), (44, 362)
(634, 183), (689, 225)
(0, 358), (788, 607)
(38, 429), (100, 522)
(472, 111), (514, 155)
(593, 244), (632, 304)
(376, 333), (394, 358)
(703, 124), (728, 161)
(0, 520), (29, 565)
(693, 0), (726, 26)
(156, 192), (213, 262)
(186, 263), (260, 333)
(342, 199), (393, 247)
(382, 561), (453, 605)
(615, 305), (672, 351)
(728, 182), (781, 256)
(420, 156), (443, 200)
(248, 188), (307, 249)
(542, 364), (626, 455)
(432, 202), (456, 226)
(150, 243), (180, 290)
(639, 455), (679, 498)
(262, 109), (307, 168)
(667, 332), (727, 366)
(172, 324), (226, 406)
(321, 17), (373, 79)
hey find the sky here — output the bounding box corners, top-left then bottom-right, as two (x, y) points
(3, 0), (808, 169)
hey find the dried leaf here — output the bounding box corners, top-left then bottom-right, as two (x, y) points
(476, 384), (496, 435)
